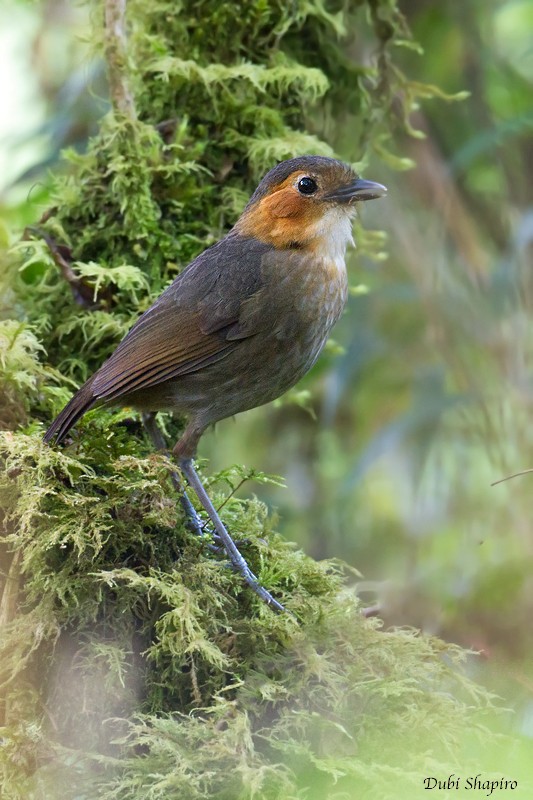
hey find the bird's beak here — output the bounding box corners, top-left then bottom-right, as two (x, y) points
(324, 178), (388, 203)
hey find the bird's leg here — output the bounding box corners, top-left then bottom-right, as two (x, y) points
(141, 413), (206, 539)
(178, 457), (285, 612)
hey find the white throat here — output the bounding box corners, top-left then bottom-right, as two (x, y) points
(311, 206), (355, 266)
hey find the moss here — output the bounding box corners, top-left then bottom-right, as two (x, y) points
(0, 428), (497, 797)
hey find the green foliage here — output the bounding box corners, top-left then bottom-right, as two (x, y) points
(0, 0), (515, 797)
(0, 426), (506, 797)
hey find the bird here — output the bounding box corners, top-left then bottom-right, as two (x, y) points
(44, 155), (387, 611)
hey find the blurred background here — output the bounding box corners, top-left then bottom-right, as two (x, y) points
(1, 0), (532, 736)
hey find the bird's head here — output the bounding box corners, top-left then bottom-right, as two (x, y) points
(235, 155), (387, 257)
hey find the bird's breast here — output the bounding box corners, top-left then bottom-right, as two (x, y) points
(265, 249), (348, 338)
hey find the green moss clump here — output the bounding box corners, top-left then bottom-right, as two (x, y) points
(0, 428), (499, 798)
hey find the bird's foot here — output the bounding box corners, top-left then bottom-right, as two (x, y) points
(142, 414), (284, 611)
(179, 458), (285, 613)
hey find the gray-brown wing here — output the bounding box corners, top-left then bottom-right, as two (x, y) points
(91, 234), (273, 402)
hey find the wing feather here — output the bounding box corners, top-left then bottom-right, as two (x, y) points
(91, 234), (272, 402)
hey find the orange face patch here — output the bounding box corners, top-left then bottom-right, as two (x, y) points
(261, 186), (302, 219)
(236, 172), (325, 247)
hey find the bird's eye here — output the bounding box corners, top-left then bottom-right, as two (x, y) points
(297, 176), (318, 195)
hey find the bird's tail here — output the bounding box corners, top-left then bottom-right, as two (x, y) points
(43, 376), (98, 445)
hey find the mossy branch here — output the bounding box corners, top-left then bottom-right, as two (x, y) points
(104, 0), (136, 119)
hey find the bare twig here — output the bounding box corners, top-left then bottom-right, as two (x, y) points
(23, 225), (97, 308)
(104, 0), (137, 119)
(491, 468), (533, 487)
(215, 478), (248, 514)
